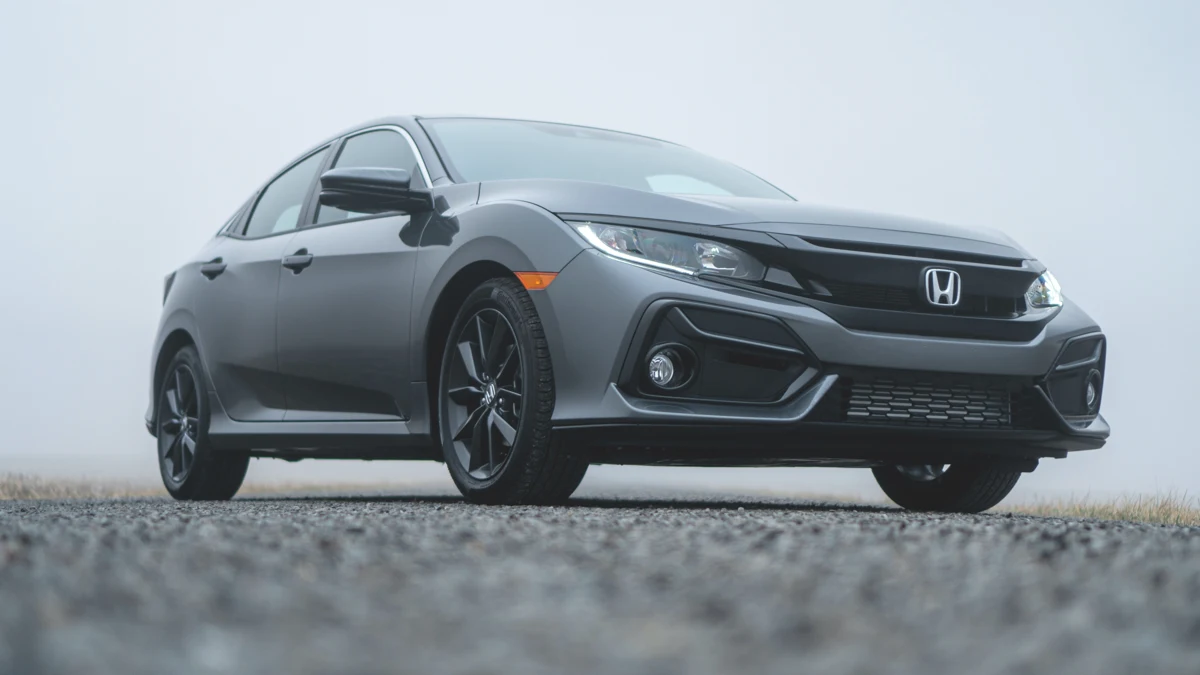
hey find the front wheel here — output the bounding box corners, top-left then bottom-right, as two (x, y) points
(872, 463), (1020, 513)
(156, 346), (249, 500)
(437, 277), (587, 504)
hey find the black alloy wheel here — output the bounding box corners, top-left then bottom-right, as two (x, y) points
(155, 346), (249, 500)
(438, 278), (588, 504)
(159, 364), (201, 484)
(445, 308), (524, 480)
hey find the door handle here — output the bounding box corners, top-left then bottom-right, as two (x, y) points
(282, 248), (314, 273)
(199, 258), (226, 279)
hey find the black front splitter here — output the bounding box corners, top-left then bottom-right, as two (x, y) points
(555, 416), (1107, 468)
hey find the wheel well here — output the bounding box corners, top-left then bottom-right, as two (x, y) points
(151, 329), (196, 424)
(424, 261), (516, 444)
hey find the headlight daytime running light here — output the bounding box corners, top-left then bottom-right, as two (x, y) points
(571, 221), (766, 281)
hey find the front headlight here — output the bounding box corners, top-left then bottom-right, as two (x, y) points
(1025, 271), (1063, 308)
(571, 222), (766, 281)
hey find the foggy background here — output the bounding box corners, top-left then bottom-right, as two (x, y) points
(1, 0), (1196, 500)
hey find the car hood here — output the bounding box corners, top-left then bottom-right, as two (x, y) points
(476, 179), (1032, 260)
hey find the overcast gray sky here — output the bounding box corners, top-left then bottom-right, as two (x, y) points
(1, 0), (1197, 499)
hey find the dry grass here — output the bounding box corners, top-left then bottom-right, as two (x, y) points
(0, 474), (430, 501)
(1003, 492), (1200, 527)
(0, 474), (164, 500)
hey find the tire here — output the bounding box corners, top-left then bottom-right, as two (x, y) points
(872, 463), (1021, 513)
(437, 277), (587, 505)
(156, 346), (249, 500)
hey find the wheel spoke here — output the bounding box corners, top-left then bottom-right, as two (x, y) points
(491, 410), (517, 446)
(448, 386), (483, 406)
(181, 434), (196, 473)
(484, 318), (510, 378)
(175, 369), (194, 411)
(160, 431), (180, 460)
(164, 387), (180, 417)
(474, 315), (489, 374)
(486, 415), (496, 472)
(456, 341), (483, 385)
(468, 413), (489, 473)
(494, 346), (517, 384)
(170, 435), (186, 478)
(453, 406), (486, 443)
(497, 387), (521, 402)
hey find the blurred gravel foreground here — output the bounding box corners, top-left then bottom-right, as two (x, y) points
(1, 489), (1199, 675)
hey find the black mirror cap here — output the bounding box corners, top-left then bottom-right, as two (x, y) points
(318, 167), (433, 214)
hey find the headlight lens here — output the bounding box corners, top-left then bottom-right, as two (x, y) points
(572, 222), (766, 281)
(1025, 271), (1063, 308)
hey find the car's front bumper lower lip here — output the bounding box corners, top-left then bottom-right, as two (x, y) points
(556, 416), (1107, 467)
(534, 250), (1109, 462)
(553, 380), (1108, 463)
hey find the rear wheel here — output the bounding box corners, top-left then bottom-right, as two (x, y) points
(156, 346), (249, 500)
(872, 462), (1020, 513)
(437, 277), (587, 504)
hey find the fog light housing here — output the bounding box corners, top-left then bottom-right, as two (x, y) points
(646, 345), (693, 390)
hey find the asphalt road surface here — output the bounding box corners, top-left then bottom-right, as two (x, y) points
(2, 487), (1198, 675)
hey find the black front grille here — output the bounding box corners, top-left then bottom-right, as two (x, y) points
(841, 376), (1013, 428)
(752, 236), (1046, 337)
(814, 280), (1021, 317)
(819, 281), (912, 310)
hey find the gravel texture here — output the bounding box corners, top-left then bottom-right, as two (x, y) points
(2, 487), (1199, 675)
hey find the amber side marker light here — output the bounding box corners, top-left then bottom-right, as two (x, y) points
(515, 272), (558, 290)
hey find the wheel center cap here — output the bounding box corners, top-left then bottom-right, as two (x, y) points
(482, 381), (498, 406)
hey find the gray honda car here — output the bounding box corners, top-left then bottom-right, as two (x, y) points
(146, 115), (1108, 512)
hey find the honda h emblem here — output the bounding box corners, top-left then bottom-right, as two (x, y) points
(923, 268), (961, 306)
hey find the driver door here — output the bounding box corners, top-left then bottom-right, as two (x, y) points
(274, 128), (429, 421)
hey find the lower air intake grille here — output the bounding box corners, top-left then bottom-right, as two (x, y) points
(843, 377), (1012, 427)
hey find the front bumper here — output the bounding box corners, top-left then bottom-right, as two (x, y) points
(534, 250), (1108, 463)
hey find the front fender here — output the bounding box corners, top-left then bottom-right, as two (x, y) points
(145, 305), (203, 433)
(409, 200), (586, 382)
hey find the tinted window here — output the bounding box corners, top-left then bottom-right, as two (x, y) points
(243, 148), (329, 237)
(422, 118), (791, 200)
(315, 130), (425, 224)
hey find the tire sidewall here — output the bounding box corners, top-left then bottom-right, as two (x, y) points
(872, 463), (1019, 513)
(438, 280), (550, 500)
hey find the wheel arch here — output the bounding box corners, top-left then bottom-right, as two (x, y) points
(150, 328), (198, 429)
(422, 260), (518, 446)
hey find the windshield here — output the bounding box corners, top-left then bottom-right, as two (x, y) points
(421, 118), (792, 200)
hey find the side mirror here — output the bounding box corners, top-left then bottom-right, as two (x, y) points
(318, 167), (433, 215)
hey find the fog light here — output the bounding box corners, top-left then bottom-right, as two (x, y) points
(1085, 370), (1102, 413)
(648, 350), (677, 388)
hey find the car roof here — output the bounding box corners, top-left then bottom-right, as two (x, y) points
(275, 115), (680, 190)
(413, 115), (679, 146)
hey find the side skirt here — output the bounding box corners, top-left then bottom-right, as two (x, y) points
(208, 413), (438, 461)
(203, 386), (439, 461)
